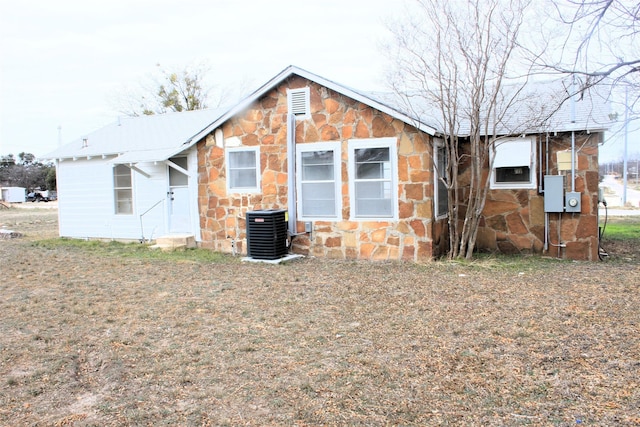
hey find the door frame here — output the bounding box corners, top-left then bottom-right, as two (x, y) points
(165, 151), (200, 239)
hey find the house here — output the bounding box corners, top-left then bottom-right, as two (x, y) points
(46, 109), (226, 243)
(48, 66), (609, 261)
(191, 66), (609, 261)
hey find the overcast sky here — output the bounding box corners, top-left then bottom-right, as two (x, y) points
(0, 0), (393, 159)
(0, 0), (635, 163)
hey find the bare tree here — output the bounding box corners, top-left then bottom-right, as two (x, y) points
(156, 66), (208, 113)
(115, 62), (233, 116)
(543, 0), (639, 111)
(386, 0), (548, 259)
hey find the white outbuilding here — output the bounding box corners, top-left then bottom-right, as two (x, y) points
(44, 108), (226, 243)
(1, 187), (26, 203)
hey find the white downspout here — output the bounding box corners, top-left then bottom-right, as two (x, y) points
(544, 133), (550, 252)
(570, 77), (577, 193)
(287, 113), (297, 236)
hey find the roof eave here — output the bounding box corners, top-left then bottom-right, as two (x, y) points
(186, 65), (438, 146)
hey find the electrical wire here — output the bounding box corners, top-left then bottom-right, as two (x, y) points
(598, 199), (609, 260)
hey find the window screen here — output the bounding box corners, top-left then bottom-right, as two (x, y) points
(353, 147), (393, 218)
(113, 164), (132, 214)
(227, 148), (259, 191)
(300, 149), (337, 217)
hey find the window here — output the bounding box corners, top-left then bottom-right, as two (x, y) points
(490, 137), (536, 189)
(226, 147), (260, 192)
(434, 139), (448, 218)
(169, 156), (188, 186)
(113, 164), (133, 214)
(288, 87), (310, 118)
(348, 138), (398, 220)
(296, 142), (341, 220)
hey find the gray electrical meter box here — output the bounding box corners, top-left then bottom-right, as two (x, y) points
(565, 191), (582, 213)
(544, 175), (565, 213)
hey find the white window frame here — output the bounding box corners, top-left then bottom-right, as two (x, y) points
(287, 87), (310, 119)
(434, 139), (448, 219)
(296, 141), (342, 221)
(490, 137), (537, 190)
(113, 164), (133, 215)
(348, 137), (398, 221)
(225, 146), (260, 193)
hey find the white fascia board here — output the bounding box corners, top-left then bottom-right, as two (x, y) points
(187, 65), (438, 145)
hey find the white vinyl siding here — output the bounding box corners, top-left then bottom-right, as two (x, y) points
(57, 152), (199, 242)
(348, 138), (398, 220)
(113, 164), (133, 214)
(226, 147), (260, 193)
(296, 142), (341, 220)
(490, 137), (536, 189)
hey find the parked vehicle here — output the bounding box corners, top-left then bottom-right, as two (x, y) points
(26, 190), (54, 202)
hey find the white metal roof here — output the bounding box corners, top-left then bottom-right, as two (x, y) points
(46, 67), (612, 164)
(369, 78), (612, 137)
(46, 107), (227, 161)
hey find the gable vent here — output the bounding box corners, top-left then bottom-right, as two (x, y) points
(288, 88), (310, 117)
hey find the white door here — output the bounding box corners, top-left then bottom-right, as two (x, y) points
(168, 157), (190, 233)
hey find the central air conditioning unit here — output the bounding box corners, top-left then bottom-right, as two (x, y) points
(246, 209), (288, 260)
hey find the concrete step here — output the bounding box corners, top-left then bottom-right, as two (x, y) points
(151, 234), (196, 251)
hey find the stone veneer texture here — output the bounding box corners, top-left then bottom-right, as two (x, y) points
(197, 76), (438, 262)
(197, 76), (601, 262)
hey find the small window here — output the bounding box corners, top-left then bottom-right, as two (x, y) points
(226, 147), (260, 192)
(297, 142), (341, 220)
(288, 87), (310, 118)
(348, 138), (398, 220)
(113, 164), (133, 214)
(434, 139), (448, 218)
(490, 137), (536, 189)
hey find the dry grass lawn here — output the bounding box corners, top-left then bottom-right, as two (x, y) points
(1, 206), (639, 426)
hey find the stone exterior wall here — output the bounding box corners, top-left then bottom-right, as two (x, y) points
(197, 76), (438, 262)
(196, 73), (601, 262)
(475, 132), (601, 261)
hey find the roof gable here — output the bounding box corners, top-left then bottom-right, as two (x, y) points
(187, 65), (439, 145)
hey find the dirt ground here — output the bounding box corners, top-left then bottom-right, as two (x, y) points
(1, 206), (639, 426)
